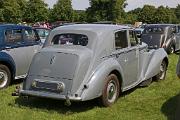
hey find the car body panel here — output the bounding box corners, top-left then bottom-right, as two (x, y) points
(20, 24), (168, 102)
(0, 24), (42, 80)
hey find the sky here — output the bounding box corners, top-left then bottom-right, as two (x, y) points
(44, 0), (90, 10)
(44, 0), (180, 11)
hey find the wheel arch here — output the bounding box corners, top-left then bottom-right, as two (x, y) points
(163, 57), (168, 68)
(0, 60), (16, 81)
(110, 70), (123, 92)
(80, 58), (124, 101)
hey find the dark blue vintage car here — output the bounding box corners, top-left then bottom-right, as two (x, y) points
(0, 24), (42, 89)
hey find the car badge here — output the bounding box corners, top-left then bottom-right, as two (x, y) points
(50, 56), (55, 64)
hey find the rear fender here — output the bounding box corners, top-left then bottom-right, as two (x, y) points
(81, 58), (124, 101)
(0, 52), (16, 79)
(143, 48), (168, 80)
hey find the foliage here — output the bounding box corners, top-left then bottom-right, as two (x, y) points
(126, 5), (178, 24)
(175, 4), (180, 23)
(137, 5), (156, 24)
(0, 0), (180, 24)
(73, 10), (87, 22)
(1, 0), (22, 23)
(154, 6), (177, 24)
(86, 0), (126, 23)
(23, 0), (49, 23)
(50, 0), (73, 22)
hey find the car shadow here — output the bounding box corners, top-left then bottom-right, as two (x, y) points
(11, 82), (149, 114)
(12, 97), (99, 115)
(161, 92), (180, 120)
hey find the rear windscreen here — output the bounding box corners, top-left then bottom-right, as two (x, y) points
(144, 27), (164, 34)
(51, 33), (88, 46)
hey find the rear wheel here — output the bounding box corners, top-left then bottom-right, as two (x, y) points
(100, 74), (120, 107)
(0, 64), (11, 89)
(153, 60), (167, 81)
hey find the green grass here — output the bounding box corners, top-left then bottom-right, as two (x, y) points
(1, 54), (180, 120)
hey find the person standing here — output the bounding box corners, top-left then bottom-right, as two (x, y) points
(176, 56), (180, 78)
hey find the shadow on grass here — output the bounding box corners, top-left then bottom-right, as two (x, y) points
(161, 92), (180, 120)
(12, 97), (99, 115)
(10, 82), (148, 114)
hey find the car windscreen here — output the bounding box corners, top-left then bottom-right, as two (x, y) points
(143, 27), (164, 34)
(51, 33), (88, 46)
(36, 29), (50, 37)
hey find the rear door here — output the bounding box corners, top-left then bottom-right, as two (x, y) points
(22, 28), (42, 71)
(3, 28), (29, 77)
(113, 30), (139, 88)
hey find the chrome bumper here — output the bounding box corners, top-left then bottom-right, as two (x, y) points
(19, 89), (82, 101)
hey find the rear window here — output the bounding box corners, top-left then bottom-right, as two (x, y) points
(144, 27), (164, 34)
(51, 33), (88, 46)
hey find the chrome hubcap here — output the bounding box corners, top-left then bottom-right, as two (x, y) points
(159, 62), (166, 79)
(107, 80), (117, 103)
(0, 71), (8, 88)
(170, 47), (174, 53)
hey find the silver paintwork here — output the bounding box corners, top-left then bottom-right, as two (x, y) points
(20, 24), (168, 102)
(3, 44), (41, 78)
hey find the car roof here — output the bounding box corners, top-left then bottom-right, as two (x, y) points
(53, 24), (131, 33)
(146, 24), (175, 28)
(0, 24), (32, 29)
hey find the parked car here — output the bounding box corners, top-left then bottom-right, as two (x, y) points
(33, 27), (50, 43)
(19, 24), (168, 107)
(0, 24), (42, 89)
(134, 24), (146, 38)
(141, 24), (180, 54)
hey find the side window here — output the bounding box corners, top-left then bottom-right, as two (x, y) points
(178, 26), (180, 33)
(129, 30), (138, 46)
(115, 30), (128, 49)
(24, 29), (38, 42)
(5, 29), (23, 43)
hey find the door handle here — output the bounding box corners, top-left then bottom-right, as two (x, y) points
(124, 58), (128, 62)
(5, 46), (11, 49)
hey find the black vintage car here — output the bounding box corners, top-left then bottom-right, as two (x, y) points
(141, 24), (180, 54)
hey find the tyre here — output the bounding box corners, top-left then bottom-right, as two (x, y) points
(167, 45), (175, 54)
(0, 64), (11, 89)
(100, 74), (120, 107)
(153, 60), (167, 81)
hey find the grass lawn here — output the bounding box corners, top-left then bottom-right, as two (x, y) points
(0, 54), (180, 120)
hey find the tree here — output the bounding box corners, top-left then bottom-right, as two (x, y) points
(86, 0), (126, 23)
(154, 6), (177, 23)
(50, 0), (73, 22)
(24, 0), (49, 23)
(2, 0), (22, 23)
(73, 10), (87, 22)
(125, 8), (142, 24)
(17, 0), (27, 22)
(138, 5), (156, 23)
(175, 4), (180, 23)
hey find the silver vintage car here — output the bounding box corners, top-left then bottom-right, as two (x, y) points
(19, 24), (168, 107)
